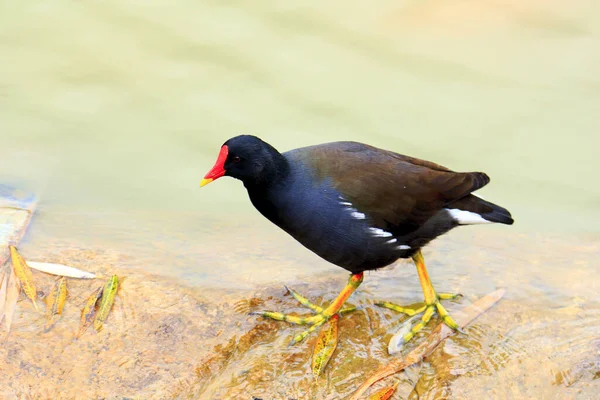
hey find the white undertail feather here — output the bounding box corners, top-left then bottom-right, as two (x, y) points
(446, 208), (490, 225)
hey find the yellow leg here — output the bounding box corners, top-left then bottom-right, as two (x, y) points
(376, 250), (462, 346)
(251, 272), (363, 344)
(414, 250), (436, 304)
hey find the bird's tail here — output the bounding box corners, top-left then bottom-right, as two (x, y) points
(448, 194), (514, 225)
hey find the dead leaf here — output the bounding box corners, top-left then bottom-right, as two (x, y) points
(44, 277), (67, 332)
(368, 381), (399, 400)
(9, 245), (38, 310)
(27, 261), (96, 279)
(76, 286), (103, 339)
(311, 314), (339, 379)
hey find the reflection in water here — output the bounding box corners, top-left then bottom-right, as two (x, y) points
(0, 0), (599, 398)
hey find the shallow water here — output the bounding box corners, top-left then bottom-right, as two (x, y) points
(0, 0), (599, 398)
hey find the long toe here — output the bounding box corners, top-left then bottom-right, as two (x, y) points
(251, 273), (363, 343)
(375, 301), (427, 316)
(382, 292), (463, 353)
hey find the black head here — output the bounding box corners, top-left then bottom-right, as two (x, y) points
(201, 135), (288, 188)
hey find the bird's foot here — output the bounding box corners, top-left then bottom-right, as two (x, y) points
(376, 292), (463, 347)
(250, 286), (357, 344)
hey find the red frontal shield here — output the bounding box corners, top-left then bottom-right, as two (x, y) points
(200, 145), (228, 187)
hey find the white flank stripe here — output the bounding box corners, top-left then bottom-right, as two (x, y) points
(397, 245), (411, 250)
(339, 196), (368, 221)
(386, 238), (397, 244)
(351, 211), (366, 219)
(446, 208), (490, 225)
(369, 227), (392, 237)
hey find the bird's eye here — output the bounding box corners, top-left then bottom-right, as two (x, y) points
(232, 156), (241, 163)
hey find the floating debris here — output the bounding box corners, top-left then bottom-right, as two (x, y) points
(9, 245), (38, 311)
(27, 261), (96, 279)
(311, 314), (339, 379)
(44, 277), (67, 332)
(94, 275), (119, 332)
(77, 286), (103, 338)
(0, 270), (8, 323)
(233, 297), (265, 314)
(0, 185), (37, 267)
(0, 264), (20, 336)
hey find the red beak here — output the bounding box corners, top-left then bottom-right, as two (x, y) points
(200, 145), (228, 187)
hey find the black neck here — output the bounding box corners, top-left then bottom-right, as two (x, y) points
(243, 143), (290, 193)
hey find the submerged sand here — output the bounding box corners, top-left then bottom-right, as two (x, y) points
(0, 230), (598, 399)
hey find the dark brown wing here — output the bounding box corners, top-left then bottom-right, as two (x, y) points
(301, 141), (490, 235)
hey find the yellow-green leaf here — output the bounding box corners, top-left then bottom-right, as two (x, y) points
(44, 277), (67, 332)
(311, 314), (339, 379)
(9, 245), (38, 311)
(77, 286), (103, 338)
(94, 275), (119, 332)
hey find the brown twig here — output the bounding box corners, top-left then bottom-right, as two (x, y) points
(350, 289), (506, 400)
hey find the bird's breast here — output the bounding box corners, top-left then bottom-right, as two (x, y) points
(249, 183), (408, 272)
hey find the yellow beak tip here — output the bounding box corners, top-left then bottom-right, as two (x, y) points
(200, 178), (213, 187)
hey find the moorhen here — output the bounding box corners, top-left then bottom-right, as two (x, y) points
(201, 135), (513, 345)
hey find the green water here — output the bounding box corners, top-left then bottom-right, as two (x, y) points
(2, 0), (599, 284)
(1, 0), (599, 276)
(1, 0), (598, 235)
